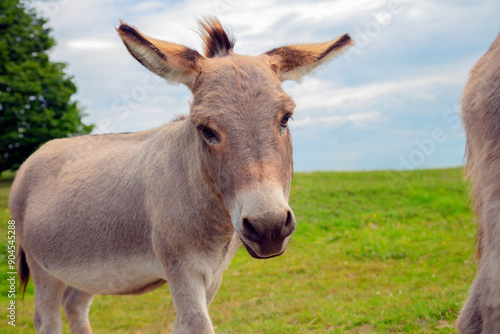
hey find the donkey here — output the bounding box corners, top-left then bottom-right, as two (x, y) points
(457, 32), (500, 333)
(9, 18), (352, 333)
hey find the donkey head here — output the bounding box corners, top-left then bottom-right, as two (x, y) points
(118, 18), (351, 259)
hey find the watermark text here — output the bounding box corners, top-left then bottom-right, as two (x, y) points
(6, 219), (16, 327)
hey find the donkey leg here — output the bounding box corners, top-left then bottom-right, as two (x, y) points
(458, 255), (500, 333)
(62, 286), (94, 334)
(206, 274), (222, 307)
(167, 265), (214, 334)
(458, 200), (500, 333)
(27, 256), (66, 333)
(457, 272), (486, 333)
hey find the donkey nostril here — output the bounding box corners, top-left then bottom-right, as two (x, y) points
(242, 218), (260, 242)
(284, 211), (293, 227)
(282, 211), (295, 238)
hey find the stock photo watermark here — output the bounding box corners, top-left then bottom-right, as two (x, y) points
(66, 72), (165, 164)
(110, 73), (165, 123)
(6, 219), (16, 327)
(344, 0), (403, 63)
(398, 104), (461, 172)
(34, 0), (71, 18)
(210, 0), (242, 17)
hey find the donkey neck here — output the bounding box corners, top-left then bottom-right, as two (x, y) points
(151, 119), (234, 242)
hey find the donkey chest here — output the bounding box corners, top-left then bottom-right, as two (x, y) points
(206, 234), (242, 283)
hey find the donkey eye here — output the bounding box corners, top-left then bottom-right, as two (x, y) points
(281, 114), (292, 128)
(198, 125), (217, 141)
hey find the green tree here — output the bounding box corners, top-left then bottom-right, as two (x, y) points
(0, 0), (93, 174)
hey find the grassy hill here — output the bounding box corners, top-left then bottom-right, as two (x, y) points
(0, 168), (476, 333)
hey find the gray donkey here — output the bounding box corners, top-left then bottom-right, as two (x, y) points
(457, 32), (500, 333)
(9, 18), (352, 333)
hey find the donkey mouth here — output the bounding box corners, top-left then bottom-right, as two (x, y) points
(240, 239), (286, 259)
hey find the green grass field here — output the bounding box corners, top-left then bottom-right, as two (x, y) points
(0, 168), (477, 333)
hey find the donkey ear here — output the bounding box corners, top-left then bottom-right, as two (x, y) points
(263, 34), (352, 82)
(117, 21), (204, 89)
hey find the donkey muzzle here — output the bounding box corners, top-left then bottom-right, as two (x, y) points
(231, 185), (296, 259)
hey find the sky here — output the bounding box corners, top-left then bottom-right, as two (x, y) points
(31, 0), (500, 171)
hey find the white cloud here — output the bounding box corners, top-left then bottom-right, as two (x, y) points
(129, 1), (165, 13)
(288, 69), (466, 111)
(292, 111), (381, 129)
(67, 39), (121, 50)
(27, 0), (500, 170)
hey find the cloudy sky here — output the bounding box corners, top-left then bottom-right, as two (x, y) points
(32, 0), (500, 171)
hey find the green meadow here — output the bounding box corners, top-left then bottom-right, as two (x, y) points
(0, 168), (477, 333)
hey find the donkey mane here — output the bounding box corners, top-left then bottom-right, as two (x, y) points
(199, 17), (235, 58)
(171, 114), (187, 122)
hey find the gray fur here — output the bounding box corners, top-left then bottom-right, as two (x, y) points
(10, 18), (352, 333)
(457, 32), (500, 333)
